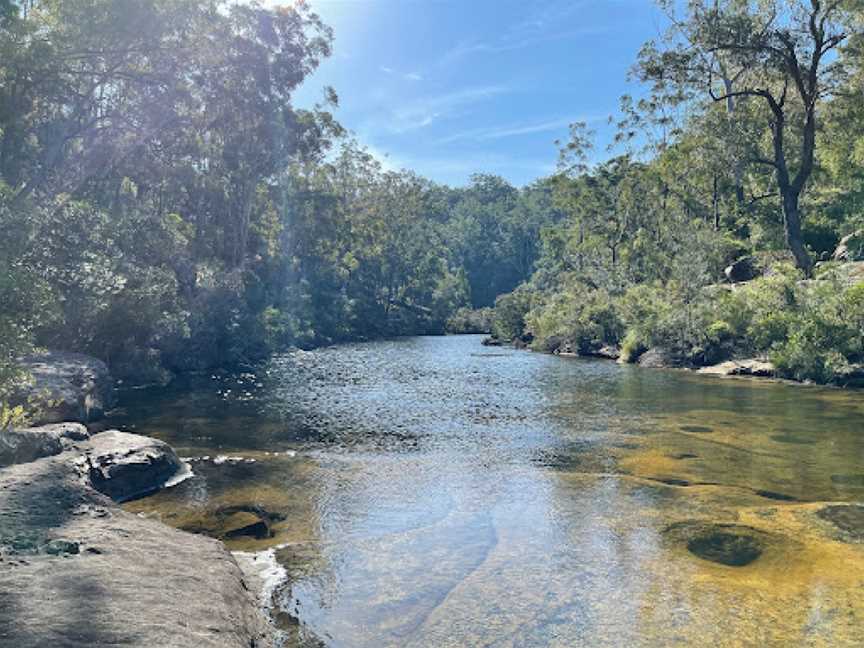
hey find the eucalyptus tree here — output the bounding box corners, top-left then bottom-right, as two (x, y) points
(637, 0), (856, 274)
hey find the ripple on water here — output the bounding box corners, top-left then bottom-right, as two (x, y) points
(109, 335), (864, 646)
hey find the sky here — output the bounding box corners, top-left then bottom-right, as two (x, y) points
(291, 0), (667, 187)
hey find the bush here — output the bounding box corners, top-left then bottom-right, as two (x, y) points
(525, 284), (623, 353)
(492, 289), (534, 341)
(446, 307), (494, 334)
(619, 330), (647, 363)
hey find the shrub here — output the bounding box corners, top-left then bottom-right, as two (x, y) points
(492, 289), (533, 341)
(620, 329), (647, 363)
(526, 284), (623, 353)
(446, 307), (494, 334)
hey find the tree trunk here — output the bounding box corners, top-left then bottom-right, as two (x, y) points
(781, 189), (813, 276)
(769, 105), (814, 277)
(723, 78), (747, 210)
(712, 175), (721, 230)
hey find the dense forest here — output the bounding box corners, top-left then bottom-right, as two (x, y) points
(0, 0), (554, 396)
(490, 0), (864, 386)
(1, 0), (863, 415)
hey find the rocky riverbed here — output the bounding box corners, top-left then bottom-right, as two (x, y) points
(0, 422), (272, 648)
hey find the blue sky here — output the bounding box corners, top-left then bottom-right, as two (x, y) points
(292, 0), (666, 187)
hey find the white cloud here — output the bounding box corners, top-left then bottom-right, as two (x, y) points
(380, 66), (394, 74)
(434, 116), (605, 145)
(404, 72), (423, 82)
(365, 85), (511, 135)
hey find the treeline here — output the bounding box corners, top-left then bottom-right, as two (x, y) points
(0, 0), (561, 391)
(488, 0), (864, 385)
(2, 0), (863, 398)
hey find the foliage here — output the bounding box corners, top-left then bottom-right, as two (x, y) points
(2, 0), (863, 403)
(446, 307), (494, 335)
(491, 289), (534, 342)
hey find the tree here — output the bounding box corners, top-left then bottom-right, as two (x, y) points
(637, 0), (855, 275)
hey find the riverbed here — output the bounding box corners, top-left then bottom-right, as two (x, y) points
(108, 335), (864, 647)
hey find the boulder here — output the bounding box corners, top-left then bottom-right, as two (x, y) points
(833, 230), (864, 262)
(0, 423), (90, 467)
(78, 430), (189, 503)
(638, 348), (685, 369)
(0, 447), (271, 648)
(481, 336), (502, 347)
(542, 336), (568, 354)
(724, 256), (759, 283)
(12, 352), (116, 425)
(697, 359), (775, 378)
(833, 363), (864, 389)
(584, 345), (620, 360)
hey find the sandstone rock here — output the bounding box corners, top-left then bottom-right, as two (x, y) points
(831, 363), (864, 388)
(222, 512), (272, 540)
(13, 352), (116, 425)
(0, 448), (271, 648)
(697, 359), (775, 378)
(638, 348), (685, 369)
(542, 335), (568, 354)
(588, 345), (620, 360)
(833, 230), (864, 262)
(78, 430), (189, 503)
(0, 423), (90, 467)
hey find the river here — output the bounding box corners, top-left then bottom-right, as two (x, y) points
(107, 335), (864, 647)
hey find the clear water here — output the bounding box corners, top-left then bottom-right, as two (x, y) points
(110, 335), (864, 647)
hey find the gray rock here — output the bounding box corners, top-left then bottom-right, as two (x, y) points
(13, 352), (116, 425)
(0, 447), (271, 648)
(586, 345), (620, 360)
(77, 430), (189, 503)
(698, 359), (775, 378)
(638, 348), (685, 369)
(833, 230), (864, 262)
(833, 364), (864, 389)
(0, 423), (90, 467)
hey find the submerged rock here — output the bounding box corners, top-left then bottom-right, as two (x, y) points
(665, 521), (771, 567)
(223, 512), (272, 540)
(180, 505), (284, 542)
(12, 352), (116, 425)
(817, 505), (864, 540)
(687, 530), (763, 566)
(78, 430), (189, 503)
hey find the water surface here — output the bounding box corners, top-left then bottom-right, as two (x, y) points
(111, 335), (864, 647)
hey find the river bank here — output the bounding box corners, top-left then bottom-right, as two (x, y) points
(0, 421), (273, 647)
(488, 336), (864, 389)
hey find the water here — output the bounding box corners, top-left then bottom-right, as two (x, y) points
(109, 335), (864, 647)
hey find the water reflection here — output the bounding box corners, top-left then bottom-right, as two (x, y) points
(112, 335), (864, 646)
